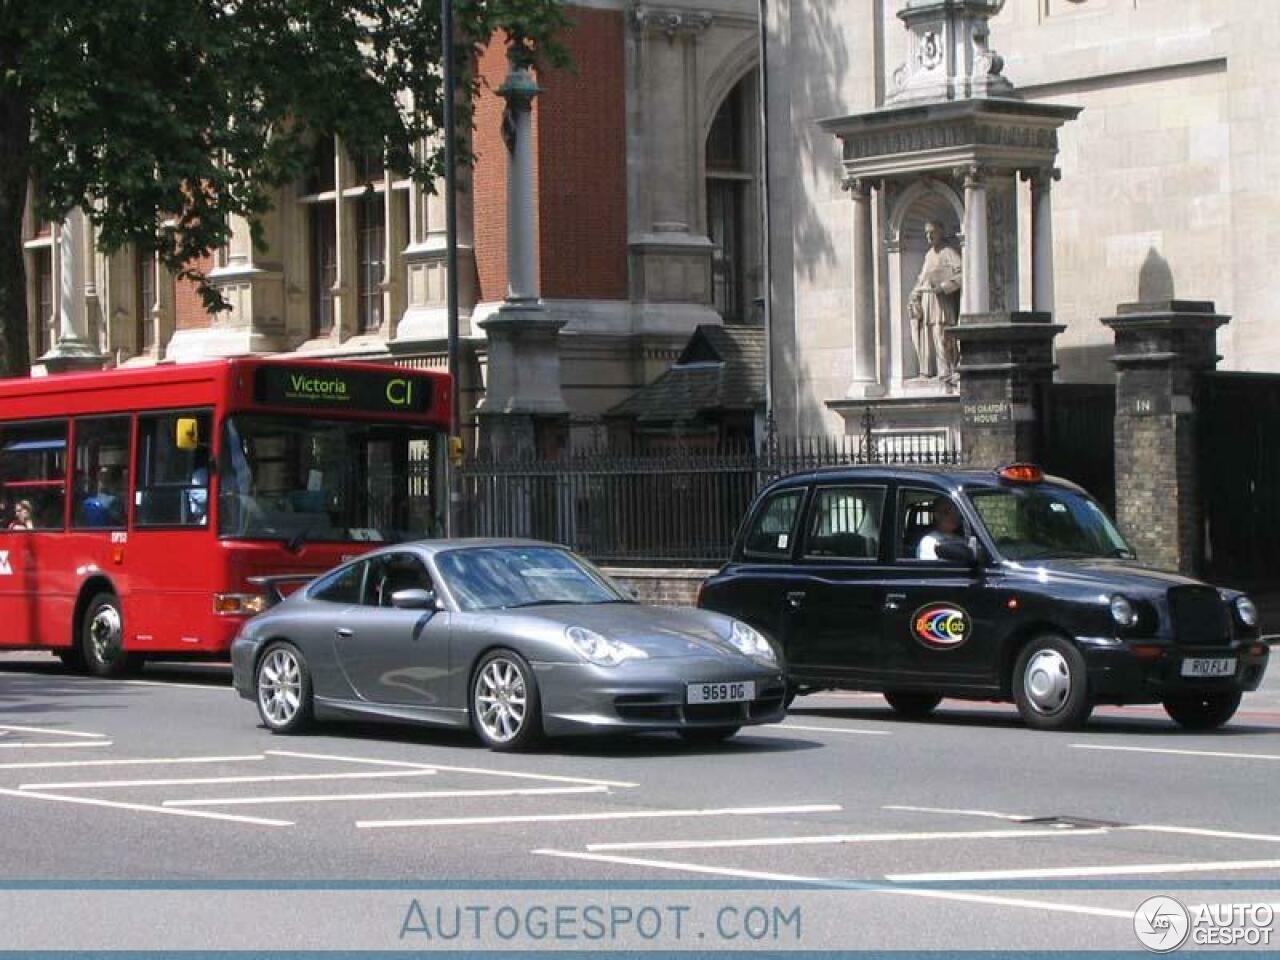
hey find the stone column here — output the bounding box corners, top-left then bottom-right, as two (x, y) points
(847, 178), (879, 394)
(961, 167), (990, 314)
(476, 65), (567, 463)
(950, 310), (1063, 467)
(1103, 300), (1228, 574)
(1026, 168), (1058, 313)
(40, 208), (105, 372)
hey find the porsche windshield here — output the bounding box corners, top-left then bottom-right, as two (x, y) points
(436, 547), (626, 611)
(218, 415), (440, 543)
(966, 485), (1135, 562)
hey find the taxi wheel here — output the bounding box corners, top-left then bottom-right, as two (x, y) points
(471, 650), (544, 752)
(679, 726), (741, 745)
(1012, 635), (1093, 731)
(1163, 691), (1242, 731)
(884, 691), (943, 719)
(255, 642), (314, 735)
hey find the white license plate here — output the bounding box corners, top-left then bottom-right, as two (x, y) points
(1180, 657), (1237, 678)
(687, 681), (755, 704)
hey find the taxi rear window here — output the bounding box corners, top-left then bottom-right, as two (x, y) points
(742, 488), (804, 559)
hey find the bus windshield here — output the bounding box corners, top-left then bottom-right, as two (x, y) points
(219, 415), (439, 544)
(966, 485), (1135, 562)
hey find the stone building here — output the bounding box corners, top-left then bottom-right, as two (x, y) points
(20, 1), (764, 453)
(765, 0), (1280, 438)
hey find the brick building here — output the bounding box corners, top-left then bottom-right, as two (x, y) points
(21, 1), (763, 452)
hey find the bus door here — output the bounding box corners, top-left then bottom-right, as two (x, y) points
(67, 415), (135, 637)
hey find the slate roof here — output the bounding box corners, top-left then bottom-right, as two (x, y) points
(608, 324), (766, 424)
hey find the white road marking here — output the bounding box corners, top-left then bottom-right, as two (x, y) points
(357, 803), (841, 830)
(1130, 824), (1280, 844)
(0, 785), (291, 827)
(165, 784), (610, 808)
(0, 724), (107, 739)
(20, 769), (438, 791)
(886, 859), (1280, 884)
(532, 848), (1131, 921)
(0, 741), (113, 751)
(268, 749), (638, 789)
(1072, 743), (1280, 762)
(771, 724), (892, 736)
(883, 804), (1032, 821)
(585, 826), (1112, 852)
(0, 754), (264, 771)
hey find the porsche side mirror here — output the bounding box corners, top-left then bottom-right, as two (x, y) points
(391, 588), (438, 610)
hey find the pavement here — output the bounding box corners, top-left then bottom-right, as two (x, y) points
(0, 650), (1278, 952)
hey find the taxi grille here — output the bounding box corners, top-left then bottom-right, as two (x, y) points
(1168, 586), (1230, 646)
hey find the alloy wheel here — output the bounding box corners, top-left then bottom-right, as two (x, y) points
(258, 647), (303, 727)
(474, 658), (528, 744)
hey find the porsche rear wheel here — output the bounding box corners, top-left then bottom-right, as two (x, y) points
(256, 642), (314, 735)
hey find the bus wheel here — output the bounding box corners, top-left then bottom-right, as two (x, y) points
(80, 593), (134, 678)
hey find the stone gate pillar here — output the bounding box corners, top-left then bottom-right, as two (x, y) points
(1103, 300), (1229, 574)
(951, 310), (1062, 467)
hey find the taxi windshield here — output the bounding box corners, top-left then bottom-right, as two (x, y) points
(966, 486), (1135, 562)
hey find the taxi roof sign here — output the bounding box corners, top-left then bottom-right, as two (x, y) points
(996, 463), (1044, 483)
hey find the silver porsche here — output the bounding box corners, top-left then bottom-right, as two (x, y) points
(230, 539), (786, 751)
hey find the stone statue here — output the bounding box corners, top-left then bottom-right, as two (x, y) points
(909, 220), (963, 385)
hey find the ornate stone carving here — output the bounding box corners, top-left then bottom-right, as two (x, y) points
(919, 31), (944, 70)
(842, 121), (1056, 162)
(631, 6), (713, 40)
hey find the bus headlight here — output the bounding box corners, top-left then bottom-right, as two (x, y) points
(214, 593), (268, 616)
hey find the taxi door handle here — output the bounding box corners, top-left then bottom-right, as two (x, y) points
(335, 627), (354, 639)
(786, 591), (806, 609)
(884, 593), (907, 611)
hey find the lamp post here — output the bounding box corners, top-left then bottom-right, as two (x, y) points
(442, 0), (461, 535)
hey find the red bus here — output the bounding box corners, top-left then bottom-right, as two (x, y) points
(0, 357), (450, 675)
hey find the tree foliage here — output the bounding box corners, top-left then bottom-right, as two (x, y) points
(0, 0), (570, 374)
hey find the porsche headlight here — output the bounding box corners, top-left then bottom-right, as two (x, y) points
(1235, 595), (1259, 628)
(565, 626), (647, 667)
(730, 620), (776, 662)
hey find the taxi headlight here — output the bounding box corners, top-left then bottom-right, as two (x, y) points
(1109, 594), (1138, 628)
(565, 626), (647, 667)
(730, 620), (777, 662)
(1235, 595), (1259, 628)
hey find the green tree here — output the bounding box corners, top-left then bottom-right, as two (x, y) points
(0, 0), (569, 375)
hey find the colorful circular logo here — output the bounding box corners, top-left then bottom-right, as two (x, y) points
(912, 603), (971, 649)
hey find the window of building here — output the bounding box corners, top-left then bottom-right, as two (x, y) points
(353, 148), (386, 186)
(705, 73), (756, 326)
(34, 248), (53, 358)
(311, 204), (337, 337)
(136, 249), (155, 354)
(306, 138), (336, 195)
(0, 421), (67, 531)
(357, 193), (386, 332)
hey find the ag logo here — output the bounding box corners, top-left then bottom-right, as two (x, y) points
(1133, 896), (1189, 952)
(0, 551), (10, 576)
(911, 603), (970, 649)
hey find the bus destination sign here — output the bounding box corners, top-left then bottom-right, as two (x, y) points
(254, 366), (432, 414)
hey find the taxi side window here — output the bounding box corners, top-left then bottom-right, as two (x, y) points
(742, 489), (804, 559)
(898, 487), (967, 561)
(805, 487), (884, 560)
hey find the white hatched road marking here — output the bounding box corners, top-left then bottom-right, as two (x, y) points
(1072, 743), (1280, 762)
(0, 785), (291, 827)
(1132, 824), (1280, 844)
(165, 784), (611, 808)
(358, 803), (841, 830)
(0, 741), (113, 751)
(771, 724), (892, 737)
(268, 749), (638, 789)
(883, 804), (1033, 821)
(585, 826), (1112, 853)
(0, 754), (264, 771)
(532, 848), (1132, 921)
(0, 724), (107, 739)
(20, 769), (438, 791)
(886, 859), (1280, 884)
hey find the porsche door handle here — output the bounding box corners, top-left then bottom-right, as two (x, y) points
(884, 593), (907, 611)
(335, 627), (354, 639)
(786, 591), (806, 609)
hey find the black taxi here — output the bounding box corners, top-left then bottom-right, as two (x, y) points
(697, 464), (1270, 731)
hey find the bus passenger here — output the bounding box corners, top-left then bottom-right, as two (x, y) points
(80, 465), (126, 527)
(8, 499), (33, 530)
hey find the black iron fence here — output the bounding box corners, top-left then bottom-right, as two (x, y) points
(458, 425), (962, 566)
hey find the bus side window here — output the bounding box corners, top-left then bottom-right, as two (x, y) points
(136, 411), (213, 528)
(0, 421), (68, 531)
(73, 417), (132, 530)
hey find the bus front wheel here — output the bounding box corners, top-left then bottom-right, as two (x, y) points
(80, 593), (136, 678)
